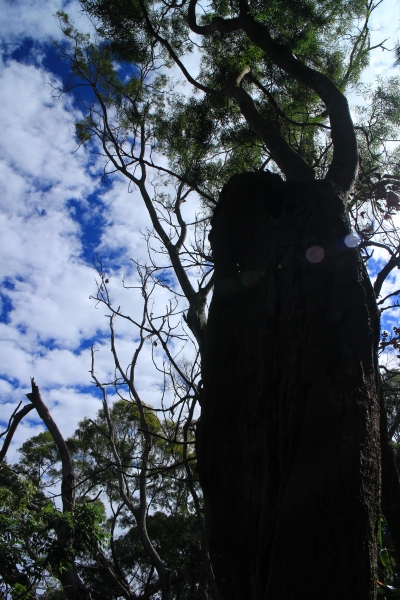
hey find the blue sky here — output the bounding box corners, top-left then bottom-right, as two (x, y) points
(0, 0), (176, 461)
(1, 0), (400, 462)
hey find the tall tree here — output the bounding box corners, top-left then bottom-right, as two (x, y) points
(65, 1), (400, 598)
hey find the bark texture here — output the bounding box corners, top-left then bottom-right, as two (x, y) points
(197, 172), (381, 600)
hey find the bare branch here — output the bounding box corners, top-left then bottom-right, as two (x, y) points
(0, 403), (34, 465)
(90, 348), (171, 600)
(374, 251), (400, 298)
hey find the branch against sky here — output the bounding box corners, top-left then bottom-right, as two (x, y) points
(0, 278), (211, 598)
(0, 0), (397, 468)
(0, 0), (400, 487)
(0, 0), (398, 527)
(57, 1), (400, 309)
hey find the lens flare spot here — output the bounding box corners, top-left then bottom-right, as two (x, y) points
(344, 232), (361, 248)
(306, 246), (324, 263)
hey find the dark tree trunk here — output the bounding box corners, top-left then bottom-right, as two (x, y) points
(197, 172), (381, 600)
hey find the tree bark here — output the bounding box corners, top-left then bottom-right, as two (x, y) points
(380, 387), (400, 581)
(197, 172), (381, 600)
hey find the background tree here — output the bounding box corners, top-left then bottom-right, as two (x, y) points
(0, 375), (211, 599)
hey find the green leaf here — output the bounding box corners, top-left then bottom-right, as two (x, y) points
(380, 548), (394, 574)
(378, 516), (384, 547)
(377, 582), (400, 597)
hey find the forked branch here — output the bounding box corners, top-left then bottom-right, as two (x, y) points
(188, 0), (359, 192)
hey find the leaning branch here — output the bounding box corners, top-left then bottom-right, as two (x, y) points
(142, 0), (314, 184)
(240, 14), (358, 191)
(25, 379), (92, 600)
(26, 378), (75, 512)
(223, 68), (315, 182)
(241, 14), (358, 191)
(0, 402), (34, 465)
(188, 0), (358, 192)
(188, 0), (241, 35)
(374, 251), (400, 299)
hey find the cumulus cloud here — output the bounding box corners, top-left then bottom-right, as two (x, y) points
(0, 58), (105, 345)
(0, 11), (189, 467)
(0, 17), (154, 461)
(366, 0), (399, 81)
(0, 0), (92, 48)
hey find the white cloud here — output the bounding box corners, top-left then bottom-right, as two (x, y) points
(367, 0), (400, 80)
(0, 58), (107, 349)
(0, 0), (65, 46)
(0, 44), (151, 454)
(0, 61), (88, 189)
(96, 176), (157, 265)
(0, 0), (93, 48)
(0, 22), (177, 467)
